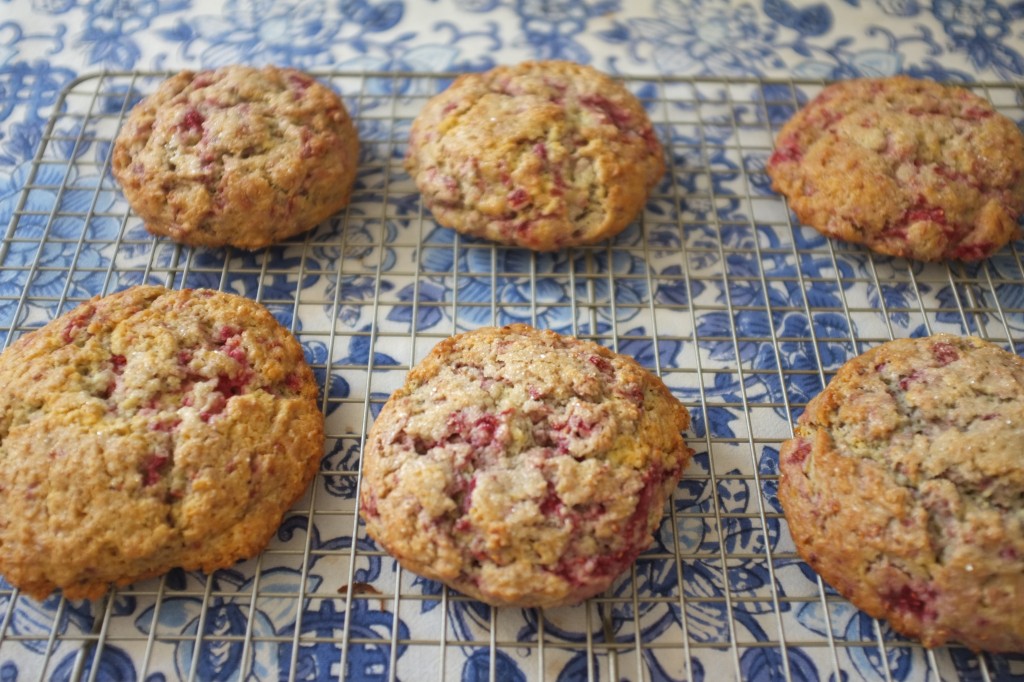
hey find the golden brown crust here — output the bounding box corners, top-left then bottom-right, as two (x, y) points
(112, 65), (359, 250)
(359, 324), (692, 607)
(778, 334), (1024, 652)
(767, 76), (1024, 261)
(0, 286), (324, 600)
(404, 61), (665, 251)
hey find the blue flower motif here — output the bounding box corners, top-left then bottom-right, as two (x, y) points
(304, 338), (351, 417)
(622, 0), (786, 76)
(280, 599), (409, 681)
(740, 646), (819, 682)
(515, 0), (619, 62)
(52, 645), (138, 682)
(30, 0), (78, 13)
(0, 577), (96, 656)
(135, 568), (315, 679)
(0, 60), (75, 163)
(339, 22), (501, 78)
(462, 649), (527, 682)
(78, 0), (186, 68)
(934, 0), (1024, 77)
(180, 0), (342, 67)
(874, 0), (920, 17)
(178, 0), (402, 68)
(796, 600), (923, 680)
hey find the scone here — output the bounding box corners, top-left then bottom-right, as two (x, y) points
(112, 65), (359, 249)
(359, 324), (692, 608)
(778, 334), (1024, 652)
(404, 61), (665, 251)
(767, 76), (1024, 261)
(0, 286), (323, 600)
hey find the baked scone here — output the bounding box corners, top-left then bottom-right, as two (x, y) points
(404, 61), (665, 251)
(112, 65), (359, 249)
(359, 324), (692, 608)
(0, 286), (323, 600)
(778, 334), (1024, 652)
(767, 76), (1024, 261)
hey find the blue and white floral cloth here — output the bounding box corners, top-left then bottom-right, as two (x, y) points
(1, 1), (1023, 681)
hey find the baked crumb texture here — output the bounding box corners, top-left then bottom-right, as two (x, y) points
(779, 334), (1024, 652)
(768, 76), (1024, 261)
(112, 65), (359, 249)
(404, 60), (665, 251)
(0, 285), (324, 600)
(360, 324), (692, 608)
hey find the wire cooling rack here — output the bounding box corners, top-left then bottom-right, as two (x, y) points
(0, 70), (1022, 682)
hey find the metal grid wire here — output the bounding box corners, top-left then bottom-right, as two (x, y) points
(0, 71), (1021, 681)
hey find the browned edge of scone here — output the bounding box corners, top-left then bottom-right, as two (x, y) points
(766, 75), (1024, 262)
(403, 60), (666, 251)
(111, 65), (359, 250)
(0, 285), (325, 600)
(777, 334), (1024, 652)
(358, 323), (693, 608)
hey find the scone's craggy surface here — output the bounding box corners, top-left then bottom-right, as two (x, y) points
(112, 65), (359, 250)
(404, 61), (665, 251)
(0, 286), (323, 600)
(778, 334), (1024, 652)
(767, 76), (1024, 261)
(360, 324), (692, 608)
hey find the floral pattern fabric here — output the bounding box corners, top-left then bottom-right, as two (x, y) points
(1, 1), (1023, 680)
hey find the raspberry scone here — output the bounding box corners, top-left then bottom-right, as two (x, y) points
(359, 324), (692, 608)
(778, 334), (1024, 652)
(0, 286), (323, 600)
(767, 76), (1024, 261)
(404, 61), (665, 251)
(112, 65), (359, 249)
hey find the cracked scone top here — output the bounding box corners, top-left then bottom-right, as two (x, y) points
(0, 286), (323, 600)
(767, 76), (1024, 261)
(112, 65), (359, 249)
(359, 324), (693, 608)
(404, 61), (665, 251)
(778, 334), (1024, 652)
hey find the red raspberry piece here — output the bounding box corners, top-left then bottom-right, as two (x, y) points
(580, 94), (634, 128)
(224, 344), (247, 365)
(899, 369), (923, 390)
(141, 454), (169, 487)
(587, 355), (613, 374)
(152, 418), (181, 433)
(178, 108), (205, 134)
(904, 205), (946, 225)
(786, 438), (812, 466)
(361, 493), (379, 519)
(217, 325), (242, 342)
(507, 187), (529, 208)
(931, 341), (959, 366)
(61, 308), (96, 343)
(287, 72), (313, 91)
(768, 134), (803, 165)
(950, 242), (995, 261)
(961, 105), (994, 120)
(621, 384), (645, 406)
(884, 584), (936, 620)
(468, 414), (499, 448)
